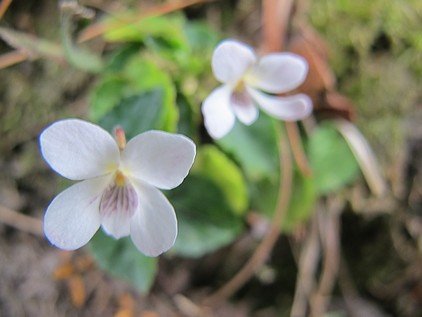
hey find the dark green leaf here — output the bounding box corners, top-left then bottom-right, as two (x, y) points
(193, 145), (248, 215)
(168, 175), (243, 258)
(250, 171), (316, 232)
(184, 22), (219, 52)
(176, 94), (197, 140)
(99, 89), (163, 139)
(283, 172), (316, 232)
(90, 230), (157, 294)
(89, 75), (127, 121)
(308, 124), (360, 194)
(123, 57), (178, 132)
(217, 114), (280, 180)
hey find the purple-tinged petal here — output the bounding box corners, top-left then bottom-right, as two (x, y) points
(248, 88), (313, 121)
(230, 88), (259, 125)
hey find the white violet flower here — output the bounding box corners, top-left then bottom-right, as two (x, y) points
(202, 39), (313, 139)
(40, 119), (196, 257)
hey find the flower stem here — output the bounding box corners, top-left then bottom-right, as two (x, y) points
(203, 124), (293, 305)
(261, 0), (294, 52)
(286, 121), (312, 177)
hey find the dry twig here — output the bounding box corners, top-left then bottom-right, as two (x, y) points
(0, 0), (12, 20)
(0, 50), (28, 69)
(78, 0), (216, 43)
(286, 121), (312, 176)
(290, 215), (320, 317)
(310, 199), (343, 317)
(0, 204), (43, 236)
(261, 0), (294, 52)
(204, 127), (293, 305)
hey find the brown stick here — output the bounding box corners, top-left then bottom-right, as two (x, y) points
(262, 1), (312, 178)
(290, 214), (320, 317)
(0, 204), (43, 236)
(0, 50), (28, 69)
(310, 199), (342, 317)
(77, 0), (216, 43)
(0, 0), (12, 20)
(204, 127), (293, 306)
(286, 121), (312, 176)
(261, 0), (294, 52)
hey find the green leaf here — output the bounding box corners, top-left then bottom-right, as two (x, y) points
(90, 230), (157, 294)
(184, 22), (219, 52)
(283, 172), (316, 231)
(168, 175), (243, 258)
(123, 57), (178, 132)
(104, 14), (188, 51)
(308, 124), (360, 194)
(90, 56), (178, 133)
(193, 145), (248, 215)
(89, 75), (127, 121)
(249, 177), (278, 218)
(99, 89), (164, 139)
(217, 114), (280, 180)
(176, 94), (198, 140)
(106, 43), (142, 72)
(250, 172), (316, 232)
(61, 14), (104, 73)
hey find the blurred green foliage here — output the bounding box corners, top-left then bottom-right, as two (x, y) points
(87, 11), (362, 292)
(310, 0), (421, 165)
(90, 230), (157, 294)
(308, 124), (359, 195)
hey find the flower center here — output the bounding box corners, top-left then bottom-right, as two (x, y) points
(99, 171), (138, 218)
(233, 80), (246, 93)
(231, 82), (252, 108)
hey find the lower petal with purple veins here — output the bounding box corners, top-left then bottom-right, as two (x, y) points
(230, 87), (258, 125)
(99, 179), (139, 239)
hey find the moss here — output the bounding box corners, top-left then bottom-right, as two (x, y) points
(309, 0), (421, 169)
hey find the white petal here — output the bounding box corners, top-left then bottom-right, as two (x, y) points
(40, 119), (120, 181)
(43, 176), (111, 250)
(202, 85), (235, 139)
(212, 39), (256, 84)
(246, 53), (308, 93)
(99, 181), (138, 239)
(230, 89), (259, 125)
(121, 131), (196, 190)
(130, 181), (177, 257)
(101, 214), (132, 239)
(248, 88), (313, 121)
